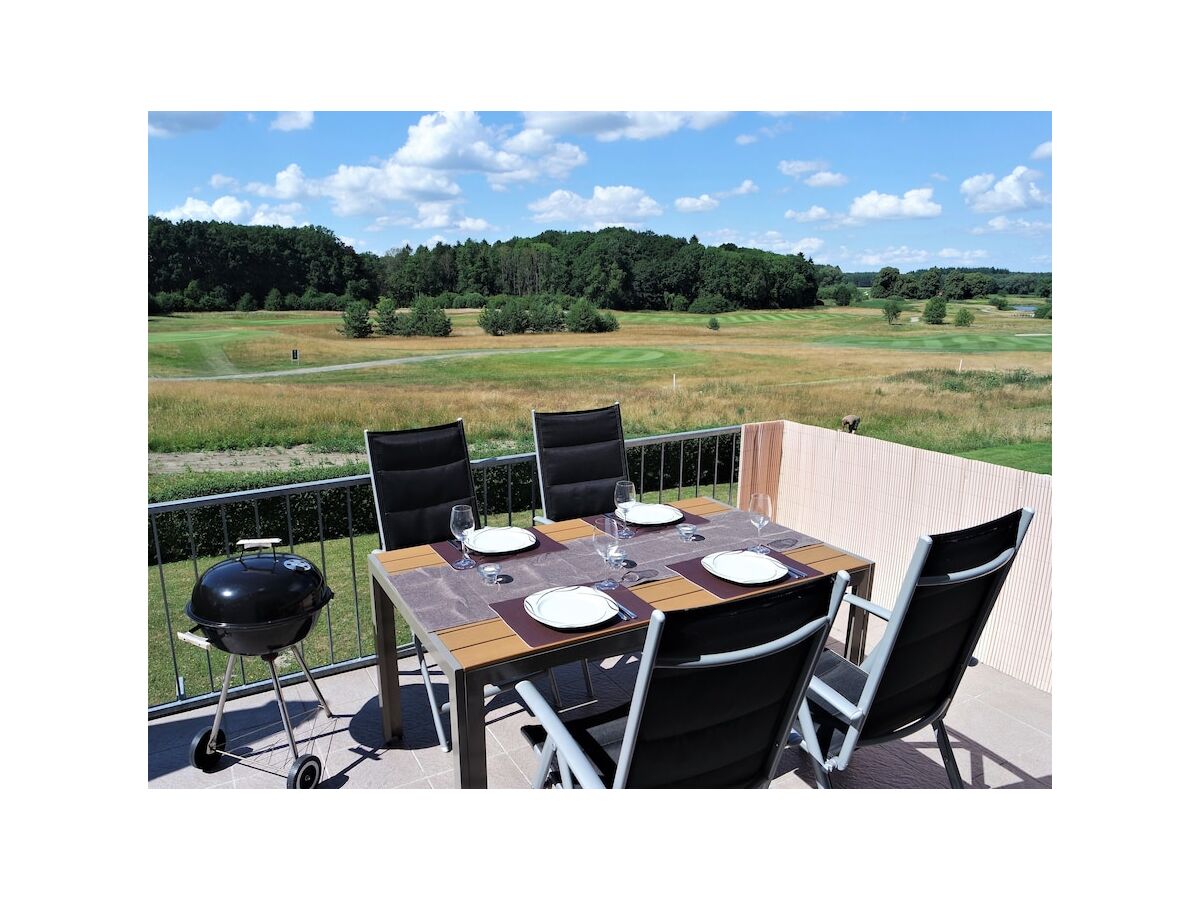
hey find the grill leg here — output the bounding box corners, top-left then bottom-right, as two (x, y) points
(208, 654), (238, 752)
(293, 645), (332, 718)
(266, 655), (300, 761)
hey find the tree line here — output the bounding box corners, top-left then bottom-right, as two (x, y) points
(856, 266), (1051, 299)
(148, 218), (822, 314)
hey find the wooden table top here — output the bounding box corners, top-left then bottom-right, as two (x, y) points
(373, 496), (872, 672)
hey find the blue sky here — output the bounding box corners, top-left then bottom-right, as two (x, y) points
(148, 111), (1051, 272)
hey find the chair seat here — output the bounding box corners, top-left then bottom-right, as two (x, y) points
(521, 701), (631, 788)
(807, 649), (869, 757)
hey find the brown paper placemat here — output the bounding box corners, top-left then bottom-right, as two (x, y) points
(430, 530), (569, 566)
(667, 549), (823, 600)
(490, 585), (653, 650)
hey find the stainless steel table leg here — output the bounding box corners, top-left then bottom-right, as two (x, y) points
(372, 573), (404, 744)
(448, 667), (488, 788)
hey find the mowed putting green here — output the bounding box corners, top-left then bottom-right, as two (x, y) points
(809, 332), (1052, 352)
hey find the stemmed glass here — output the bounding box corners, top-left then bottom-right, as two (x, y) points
(748, 493), (772, 554)
(449, 504), (477, 570)
(614, 480), (637, 538)
(592, 516), (621, 590)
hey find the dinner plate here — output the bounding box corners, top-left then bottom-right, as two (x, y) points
(464, 526), (537, 555)
(524, 585), (619, 629)
(617, 503), (684, 526)
(700, 550), (789, 585)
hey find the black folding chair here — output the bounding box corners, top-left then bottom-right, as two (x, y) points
(531, 403), (629, 523)
(366, 420), (585, 752)
(517, 573), (848, 788)
(795, 508), (1035, 788)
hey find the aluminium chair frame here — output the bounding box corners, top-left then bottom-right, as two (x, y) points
(365, 420), (586, 753)
(794, 508), (1035, 788)
(516, 572), (850, 789)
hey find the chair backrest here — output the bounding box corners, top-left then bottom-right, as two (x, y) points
(858, 507), (1034, 742)
(531, 404), (629, 521)
(364, 420), (478, 551)
(615, 574), (845, 789)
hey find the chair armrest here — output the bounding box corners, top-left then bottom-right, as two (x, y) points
(515, 680), (606, 789)
(533, 515), (554, 525)
(843, 592), (892, 621)
(807, 675), (866, 724)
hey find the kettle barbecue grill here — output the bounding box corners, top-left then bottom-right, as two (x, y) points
(180, 539), (334, 789)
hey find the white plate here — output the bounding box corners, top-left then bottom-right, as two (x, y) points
(524, 586), (619, 629)
(618, 503), (684, 526)
(464, 526), (537, 555)
(701, 550), (789, 585)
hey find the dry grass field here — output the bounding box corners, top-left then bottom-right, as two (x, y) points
(148, 303), (1052, 474)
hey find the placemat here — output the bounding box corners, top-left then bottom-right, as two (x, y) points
(584, 507), (710, 535)
(667, 548), (823, 600)
(490, 585), (654, 650)
(430, 530), (569, 566)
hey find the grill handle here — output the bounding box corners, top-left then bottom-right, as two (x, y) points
(177, 628), (211, 651)
(236, 537), (281, 559)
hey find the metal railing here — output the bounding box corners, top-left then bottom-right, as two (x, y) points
(147, 425), (741, 718)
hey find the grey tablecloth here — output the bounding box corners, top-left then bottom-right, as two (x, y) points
(386, 507), (820, 633)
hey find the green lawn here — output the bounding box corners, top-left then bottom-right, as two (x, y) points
(960, 442), (1052, 474)
(809, 332), (1052, 352)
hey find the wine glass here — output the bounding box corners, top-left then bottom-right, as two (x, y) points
(592, 517), (620, 590)
(614, 480), (637, 538)
(748, 493), (772, 554)
(449, 504), (477, 570)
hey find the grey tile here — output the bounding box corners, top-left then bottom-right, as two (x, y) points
(321, 745), (425, 789)
(427, 751), (530, 789)
(148, 746), (236, 789)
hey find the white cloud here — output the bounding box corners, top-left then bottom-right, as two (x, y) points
(701, 228), (825, 258)
(424, 234), (449, 248)
(971, 215), (1052, 236)
(721, 179), (759, 197)
(805, 171), (847, 187)
(785, 205), (830, 222)
(937, 248), (989, 262)
(675, 194), (720, 213)
(413, 201), (456, 228)
(930, 172), (948, 181)
(530, 185), (663, 227)
(270, 111), (314, 132)
(960, 165), (1048, 213)
(209, 173), (238, 190)
(456, 217), (492, 232)
(502, 128), (555, 155)
(794, 237), (824, 254)
(148, 112), (223, 138)
(338, 235), (365, 248)
(849, 187), (941, 219)
(522, 111), (731, 141)
(852, 246), (931, 268)
(245, 163), (309, 200)
(317, 162), (462, 215)
(155, 195), (251, 222)
(248, 202), (305, 227)
(1031, 141), (1052, 160)
(395, 111), (522, 171)
(735, 134), (758, 145)
(778, 159), (825, 177)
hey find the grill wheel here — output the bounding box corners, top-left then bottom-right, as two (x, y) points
(287, 754), (322, 789)
(189, 727), (226, 772)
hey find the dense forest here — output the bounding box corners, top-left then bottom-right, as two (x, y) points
(846, 266), (1051, 297)
(148, 218), (821, 314)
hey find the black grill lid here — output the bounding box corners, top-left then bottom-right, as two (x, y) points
(187, 542), (330, 628)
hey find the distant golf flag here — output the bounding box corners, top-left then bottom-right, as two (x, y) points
(292, 349), (299, 361)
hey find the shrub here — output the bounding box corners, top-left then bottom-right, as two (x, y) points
(922, 296), (947, 324)
(284, 292), (300, 310)
(340, 299), (373, 338)
(153, 291), (181, 315)
(236, 292), (257, 312)
(664, 292), (690, 312)
(264, 288), (285, 311)
(148, 293), (162, 315)
(565, 298), (619, 333)
(201, 286), (229, 311)
(882, 298), (903, 324)
(707, 317), (720, 330)
(817, 282), (857, 306)
(688, 293), (736, 315)
(374, 297), (402, 335)
(478, 297), (528, 335)
(954, 307), (976, 327)
(1034, 301), (1052, 319)
(401, 296), (453, 336)
(526, 299), (565, 333)
(992, 295), (1011, 311)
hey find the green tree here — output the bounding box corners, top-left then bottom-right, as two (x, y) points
(340, 299), (373, 338)
(923, 296), (948, 324)
(565, 298), (619, 333)
(401, 296), (453, 336)
(1034, 301), (1052, 319)
(992, 295), (1011, 310)
(943, 271), (969, 301)
(707, 317), (720, 331)
(236, 292), (256, 312)
(374, 297), (402, 335)
(882, 298), (903, 324)
(954, 307), (976, 327)
(264, 287), (284, 311)
(871, 266), (902, 298)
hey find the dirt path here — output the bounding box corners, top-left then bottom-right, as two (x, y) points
(149, 346), (571, 381)
(149, 445), (364, 475)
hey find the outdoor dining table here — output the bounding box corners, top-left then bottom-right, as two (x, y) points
(368, 496), (875, 788)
